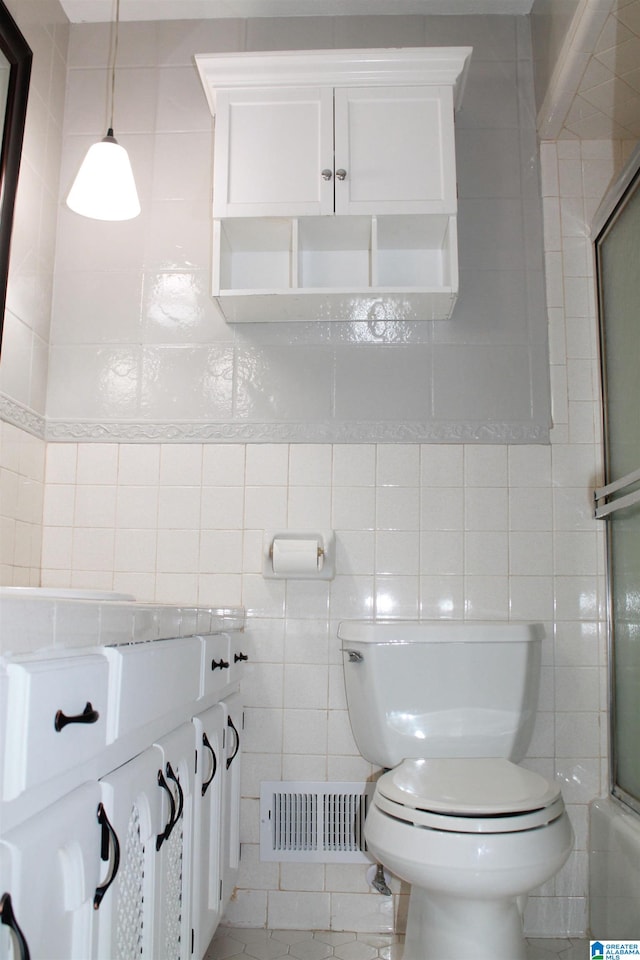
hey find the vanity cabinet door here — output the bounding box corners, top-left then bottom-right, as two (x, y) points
(94, 745), (164, 960)
(0, 781), (102, 960)
(153, 722), (196, 960)
(333, 85), (456, 215)
(192, 705), (225, 960)
(213, 86), (335, 218)
(220, 691), (243, 912)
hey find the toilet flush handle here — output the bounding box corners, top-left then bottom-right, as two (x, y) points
(345, 649), (363, 663)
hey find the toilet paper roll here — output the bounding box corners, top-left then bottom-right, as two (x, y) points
(271, 538), (320, 576)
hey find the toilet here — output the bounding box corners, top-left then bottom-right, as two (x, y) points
(339, 620), (573, 960)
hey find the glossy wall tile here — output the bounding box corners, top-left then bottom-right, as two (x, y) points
(40, 13), (552, 444)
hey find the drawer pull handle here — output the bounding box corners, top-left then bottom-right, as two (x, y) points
(211, 658), (229, 671)
(156, 767), (176, 851)
(234, 652), (248, 663)
(226, 715), (240, 770)
(94, 803), (120, 910)
(54, 701), (99, 732)
(201, 732), (218, 796)
(0, 892), (31, 960)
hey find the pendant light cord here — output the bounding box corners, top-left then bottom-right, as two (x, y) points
(108, 0), (121, 133)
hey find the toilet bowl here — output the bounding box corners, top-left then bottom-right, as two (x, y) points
(364, 758), (573, 960)
(339, 620), (574, 960)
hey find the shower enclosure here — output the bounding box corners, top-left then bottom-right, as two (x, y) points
(593, 143), (640, 816)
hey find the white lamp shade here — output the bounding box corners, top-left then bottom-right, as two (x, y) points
(66, 134), (141, 221)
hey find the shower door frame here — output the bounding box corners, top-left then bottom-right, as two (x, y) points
(593, 142), (640, 818)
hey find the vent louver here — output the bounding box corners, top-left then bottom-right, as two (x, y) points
(259, 781), (374, 863)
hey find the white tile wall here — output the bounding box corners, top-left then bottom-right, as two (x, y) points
(38, 428), (603, 935)
(0, 0), (68, 418)
(39, 14), (552, 444)
(0, 421), (46, 586)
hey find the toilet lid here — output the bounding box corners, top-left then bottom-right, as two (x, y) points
(377, 758), (561, 816)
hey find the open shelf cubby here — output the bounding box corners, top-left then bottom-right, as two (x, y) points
(215, 217), (293, 292)
(375, 215), (457, 289)
(213, 214), (458, 321)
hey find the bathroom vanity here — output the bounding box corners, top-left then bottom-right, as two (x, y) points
(0, 591), (246, 960)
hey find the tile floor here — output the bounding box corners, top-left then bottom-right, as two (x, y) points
(205, 927), (590, 960)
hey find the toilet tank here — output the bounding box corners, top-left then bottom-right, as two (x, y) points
(339, 620), (543, 769)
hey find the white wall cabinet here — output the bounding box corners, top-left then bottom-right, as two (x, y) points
(196, 47), (472, 322)
(0, 632), (245, 960)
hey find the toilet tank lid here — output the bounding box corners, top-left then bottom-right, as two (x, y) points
(338, 620), (544, 645)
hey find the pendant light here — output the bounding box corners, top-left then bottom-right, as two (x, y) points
(66, 0), (140, 221)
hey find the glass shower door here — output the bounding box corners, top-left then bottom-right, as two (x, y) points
(594, 149), (640, 814)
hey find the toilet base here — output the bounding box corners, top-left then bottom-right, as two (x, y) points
(403, 887), (527, 960)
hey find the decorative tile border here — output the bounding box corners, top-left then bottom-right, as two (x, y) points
(0, 393), (46, 440)
(42, 417), (549, 444)
(2, 392), (549, 445)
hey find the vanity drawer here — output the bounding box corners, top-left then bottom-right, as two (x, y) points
(108, 636), (202, 740)
(3, 653), (109, 800)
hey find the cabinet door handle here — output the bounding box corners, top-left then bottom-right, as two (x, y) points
(201, 732), (217, 797)
(234, 652), (248, 663)
(156, 767), (176, 851)
(0, 893), (31, 960)
(335, 168), (347, 181)
(211, 658), (229, 671)
(94, 802), (120, 910)
(226, 715), (240, 770)
(165, 762), (184, 830)
(321, 168), (333, 181)
(54, 701), (99, 732)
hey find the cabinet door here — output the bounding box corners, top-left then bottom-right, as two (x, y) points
(0, 781), (102, 960)
(220, 692), (243, 911)
(334, 85), (457, 216)
(192, 705), (225, 959)
(154, 723), (196, 960)
(95, 746), (164, 960)
(213, 87), (334, 217)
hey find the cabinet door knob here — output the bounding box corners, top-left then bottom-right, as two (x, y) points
(335, 168), (347, 181)
(321, 168), (333, 181)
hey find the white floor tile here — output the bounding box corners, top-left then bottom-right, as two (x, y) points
(206, 926), (588, 960)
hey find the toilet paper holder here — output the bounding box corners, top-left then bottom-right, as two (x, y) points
(263, 530), (336, 580)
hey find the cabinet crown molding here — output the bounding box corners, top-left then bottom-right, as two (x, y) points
(195, 46), (473, 115)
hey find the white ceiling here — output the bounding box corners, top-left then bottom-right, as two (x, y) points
(60, 0), (534, 22)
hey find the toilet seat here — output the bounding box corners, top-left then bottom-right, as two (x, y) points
(374, 758), (564, 834)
